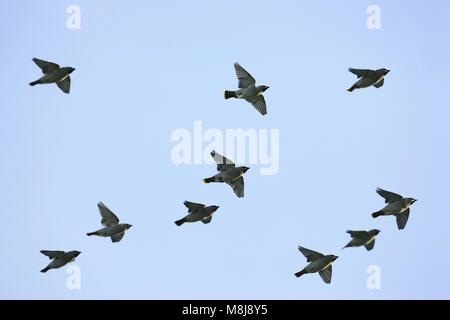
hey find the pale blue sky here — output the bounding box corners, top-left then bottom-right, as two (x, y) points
(1, 0), (449, 299)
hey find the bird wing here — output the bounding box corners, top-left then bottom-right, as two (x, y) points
(298, 246), (324, 262)
(98, 202), (120, 226)
(226, 176), (244, 198)
(346, 230), (368, 239)
(111, 233), (125, 243)
(56, 76), (71, 93)
(183, 201), (205, 213)
(373, 78), (384, 88)
(32, 58), (60, 74)
(234, 62), (256, 88)
(364, 239), (375, 251)
(245, 95), (267, 115)
(210, 150), (235, 172)
(348, 68), (374, 78)
(319, 265), (332, 284)
(396, 208), (410, 230)
(201, 216), (213, 224)
(376, 188), (403, 203)
(40, 250), (65, 259)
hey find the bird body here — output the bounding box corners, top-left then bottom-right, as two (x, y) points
(175, 201), (219, 226)
(204, 166), (248, 183)
(40, 250), (81, 273)
(86, 223), (130, 237)
(29, 58), (75, 93)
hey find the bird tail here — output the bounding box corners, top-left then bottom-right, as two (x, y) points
(203, 177), (215, 184)
(224, 90), (237, 99)
(347, 84), (357, 92)
(295, 269), (307, 278)
(371, 210), (384, 218)
(29, 80), (40, 86)
(86, 232), (97, 236)
(175, 218), (186, 226)
(40, 267), (50, 273)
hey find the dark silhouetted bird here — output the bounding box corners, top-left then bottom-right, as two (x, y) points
(29, 58), (75, 93)
(347, 68), (389, 92)
(175, 201), (220, 226)
(372, 188), (417, 230)
(224, 62), (269, 115)
(203, 150), (249, 198)
(87, 202), (132, 242)
(295, 246), (338, 284)
(343, 229), (380, 251)
(40, 250), (81, 273)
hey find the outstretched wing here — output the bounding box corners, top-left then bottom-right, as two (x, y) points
(346, 230), (368, 239)
(319, 265), (332, 284)
(98, 202), (120, 226)
(376, 188), (403, 203)
(227, 176), (244, 198)
(245, 95), (267, 115)
(373, 78), (384, 88)
(210, 150), (235, 172)
(319, 264), (333, 284)
(183, 201), (205, 213)
(364, 239), (376, 251)
(40, 250), (65, 259)
(56, 76), (71, 93)
(298, 246), (324, 262)
(234, 62), (256, 88)
(396, 208), (410, 230)
(111, 233), (125, 243)
(33, 58), (60, 74)
(348, 68), (374, 78)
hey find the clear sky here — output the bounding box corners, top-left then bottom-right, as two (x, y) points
(1, 0), (449, 299)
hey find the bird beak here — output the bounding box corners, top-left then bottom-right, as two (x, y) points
(385, 69), (390, 74)
(412, 199), (417, 204)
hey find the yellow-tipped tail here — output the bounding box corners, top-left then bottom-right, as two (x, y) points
(203, 179), (208, 184)
(224, 90), (226, 100)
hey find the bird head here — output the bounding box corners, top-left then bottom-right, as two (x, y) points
(125, 224), (133, 230)
(371, 229), (381, 235)
(73, 251), (81, 257)
(242, 166), (250, 173)
(68, 67), (76, 74)
(383, 68), (390, 75)
(261, 85), (270, 92)
(408, 198), (417, 205)
(331, 255), (339, 261)
(211, 205), (220, 213)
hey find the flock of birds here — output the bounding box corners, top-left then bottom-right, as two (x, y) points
(31, 58), (417, 284)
